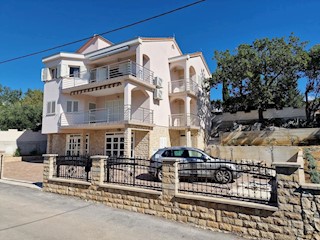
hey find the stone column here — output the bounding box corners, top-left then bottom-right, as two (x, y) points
(185, 130), (192, 147)
(124, 128), (132, 157)
(42, 154), (57, 187)
(90, 156), (106, 186)
(162, 158), (179, 201)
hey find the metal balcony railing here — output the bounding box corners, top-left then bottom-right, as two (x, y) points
(168, 113), (200, 127)
(168, 79), (199, 94)
(62, 60), (154, 89)
(60, 105), (154, 126)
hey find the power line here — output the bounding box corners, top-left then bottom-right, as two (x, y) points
(0, 0), (205, 65)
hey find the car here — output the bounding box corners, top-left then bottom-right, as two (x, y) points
(149, 147), (241, 183)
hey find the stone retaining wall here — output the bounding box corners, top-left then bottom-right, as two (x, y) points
(43, 154), (320, 239)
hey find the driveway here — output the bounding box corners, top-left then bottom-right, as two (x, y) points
(0, 182), (244, 240)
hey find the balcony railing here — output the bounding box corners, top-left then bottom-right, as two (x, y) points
(169, 113), (200, 128)
(60, 105), (153, 127)
(168, 79), (199, 95)
(62, 60), (154, 89)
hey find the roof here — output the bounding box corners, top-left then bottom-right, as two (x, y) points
(76, 35), (113, 54)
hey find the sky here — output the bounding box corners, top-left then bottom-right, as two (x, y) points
(0, 0), (319, 100)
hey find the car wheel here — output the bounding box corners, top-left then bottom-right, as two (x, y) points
(157, 168), (162, 182)
(215, 169), (233, 184)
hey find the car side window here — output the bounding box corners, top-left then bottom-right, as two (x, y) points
(161, 150), (171, 157)
(188, 150), (204, 159)
(172, 150), (185, 157)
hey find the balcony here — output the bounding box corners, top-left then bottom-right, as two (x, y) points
(62, 60), (154, 90)
(169, 114), (200, 129)
(60, 105), (154, 128)
(168, 79), (199, 96)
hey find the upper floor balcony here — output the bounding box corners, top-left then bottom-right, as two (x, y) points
(61, 60), (155, 94)
(168, 79), (199, 97)
(59, 105), (154, 129)
(168, 113), (200, 129)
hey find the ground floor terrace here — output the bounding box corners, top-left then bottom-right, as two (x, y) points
(46, 126), (205, 158)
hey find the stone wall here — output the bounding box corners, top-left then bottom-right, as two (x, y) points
(207, 145), (299, 166)
(43, 154), (320, 239)
(220, 128), (320, 146)
(134, 130), (149, 158)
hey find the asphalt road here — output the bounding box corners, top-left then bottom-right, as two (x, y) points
(0, 182), (244, 240)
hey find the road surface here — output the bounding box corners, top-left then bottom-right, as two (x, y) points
(0, 182), (244, 240)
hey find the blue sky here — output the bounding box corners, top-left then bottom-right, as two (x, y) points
(0, 0), (319, 100)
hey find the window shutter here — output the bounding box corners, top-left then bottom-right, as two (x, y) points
(73, 101), (79, 112)
(67, 101), (72, 112)
(41, 68), (48, 81)
(47, 102), (51, 114)
(51, 101), (56, 113)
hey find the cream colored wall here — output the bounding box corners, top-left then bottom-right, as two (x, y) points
(134, 131), (149, 158)
(81, 38), (112, 54)
(139, 41), (180, 127)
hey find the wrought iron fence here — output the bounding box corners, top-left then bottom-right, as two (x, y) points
(104, 156), (161, 191)
(178, 160), (277, 205)
(54, 156), (92, 182)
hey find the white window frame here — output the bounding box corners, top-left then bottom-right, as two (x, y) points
(85, 134), (89, 155)
(66, 134), (82, 156)
(66, 101), (79, 113)
(69, 66), (80, 77)
(46, 101), (56, 116)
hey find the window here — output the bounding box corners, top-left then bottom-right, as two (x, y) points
(84, 134), (89, 155)
(66, 101), (79, 113)
(46, 101), (56, 115)
(66, 134), (82, 156)
(188, 150), (204, 158)
(69, 66), (80, 77)
(49, 67), (57, 79)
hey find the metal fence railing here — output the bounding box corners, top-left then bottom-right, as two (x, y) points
(62, 60), (154, 89)
(54, 156), (92, 182)
(60, 105), (154, 126)
(178, 160), (277, 205)
(104, 156), (161, 191)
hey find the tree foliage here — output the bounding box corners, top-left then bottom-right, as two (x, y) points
(0, 86), (43, 131)
(211, 35), (308, 122)
(304, 45), (320, 123)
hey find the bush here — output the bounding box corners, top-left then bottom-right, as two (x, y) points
(310, 170), (320, 184)
(13, 147), (21, 157)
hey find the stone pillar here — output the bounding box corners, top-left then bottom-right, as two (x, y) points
(42, 154), (57, 187)
(90, 156), (106, 186)
(273, 163), (305, 239)
(124, 128), (132, 157)
(162, 158), (179, 201)
(46, 134), (52, 154)
(185, 130), (192, 147)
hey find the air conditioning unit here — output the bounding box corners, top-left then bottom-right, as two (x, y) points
(153, 88), (163, 100)
(153, 77), (163, 88)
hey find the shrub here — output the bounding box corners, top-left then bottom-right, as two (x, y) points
(310, 170), (320, 184)
(13, 147), (21, 157)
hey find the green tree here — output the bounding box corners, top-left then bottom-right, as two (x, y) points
(211, 35), (308, 122)
(0, 87), (43, 131)
(305, 45), (320, 123)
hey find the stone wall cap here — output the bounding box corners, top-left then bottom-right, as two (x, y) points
(272, 162), (301, 168)
(99, 183), (162, 196)
(301, 183), (320, 190)
(90, 155), (109, 159)
(42, 154), (58, 157)
(175, 193), (278, 212)
(49, 177), (91, 186)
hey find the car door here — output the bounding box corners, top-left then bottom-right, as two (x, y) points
(186, 150), (207, 177)
(173, 150), (189, 177)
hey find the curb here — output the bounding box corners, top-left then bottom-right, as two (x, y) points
(0, 178), (42, 190)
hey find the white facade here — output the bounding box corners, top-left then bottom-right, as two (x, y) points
(41, 35), (211, 157)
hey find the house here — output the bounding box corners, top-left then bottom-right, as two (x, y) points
(41, 35), (211, 158)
